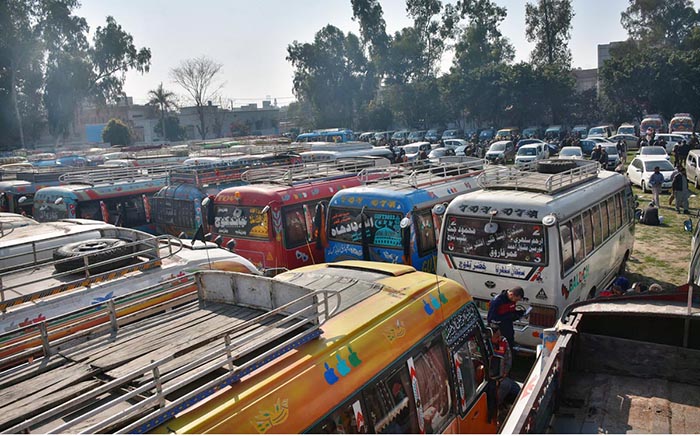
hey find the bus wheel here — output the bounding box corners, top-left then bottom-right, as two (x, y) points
(587, 287), (597, 300)
(536, 160), (576, 174)
(53, 238), (134, 274)
(618, 252), (629, 276)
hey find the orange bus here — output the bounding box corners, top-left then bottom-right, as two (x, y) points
(207, 162), (386, 273)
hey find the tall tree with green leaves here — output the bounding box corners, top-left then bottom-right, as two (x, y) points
(525, 0), (574, 67)
(287, 25), (372, 128)
(147, 83), (177, 140)
(170, 56), (224, 139)
(621, 0), (699, 47)
(351, 0), (389, 61)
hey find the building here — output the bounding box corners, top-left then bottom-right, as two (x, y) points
(178, 100), (280, 140)
(571, 68), (598, 93)
(597, 41), (625, 69)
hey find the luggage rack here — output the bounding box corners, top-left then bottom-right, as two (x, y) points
(0, 270), (341, 434)
(58, 165), (172, 184)
(241, 159), (381, 185)
(357, 158), (486, 188)
(477, 159), (600, 194)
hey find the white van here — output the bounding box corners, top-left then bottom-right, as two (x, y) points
(435, 160), (635, 351)
(514, 143), (548, 167)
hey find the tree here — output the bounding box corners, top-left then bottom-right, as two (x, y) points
(621, 0), (699, 47)
(351, 0), (389, 60)
(154, 115), (184, 141)
(102, 118), (132, 146)
(147, 83), (177, 140)
(170, 56), (224, 139)
(525, 0), (574, 67)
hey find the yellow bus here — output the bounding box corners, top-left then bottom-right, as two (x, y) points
(156, 261), (501, 434)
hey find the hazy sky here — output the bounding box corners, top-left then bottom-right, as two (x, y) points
(75, 0), (692, 107)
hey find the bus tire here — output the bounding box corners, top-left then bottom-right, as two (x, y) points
(587, 287), (597, 300)
(53, 238), (133, 274)
(618, 251), (629, 276)
(536, 160), (577, 174)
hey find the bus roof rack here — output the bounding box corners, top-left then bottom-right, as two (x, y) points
(357, 158), (486, 189)
(241, 158), (388, 185)
(477, 159), (600, 194)
(59, 165), (172, 184)
(0, 270), (340, 434)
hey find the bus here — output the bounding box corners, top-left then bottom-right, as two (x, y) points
(32, 166), (171, 233)
(435, 160), (635, 352)
(296, 128), (355, 143)
(669, 112), (695, 133)
(640, 114), (667, 134)
(0, 263), (507, 434)
(152, 152), (303, 238)
(208, 163), (386, 273)
(325, 159), (486, 273)
(0, 169), (74, 215)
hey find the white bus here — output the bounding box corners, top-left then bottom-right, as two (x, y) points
(435, 160), (635, 351)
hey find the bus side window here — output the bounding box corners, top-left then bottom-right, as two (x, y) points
(607, 197), (620, 231)
(414, 210), (436, 256)
(450, 331), (487, 416)
(560, 222), (574, 273)
(616, 192), (626, 223)
(308, 393), (368, 434)
(363, 367), (419, 434)
(581, 210), (594, 255)
(412, 338), (454, 433)
(283, 205), (309, 248)
(571, 215), (585, 263)
(590, 205), (603, 247)
(600, 201), (610, 240)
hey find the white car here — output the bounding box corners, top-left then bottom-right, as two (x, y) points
(558, 146), (583, 159)
(400, 141), (432, 161)
(587, 136), (613, 144)
(636, 145), (670, 160)
(654, 133), (686, 154)
(626, 157), (676, 192)
(514, 143), (547, 167)
(443, 138), (468, 150)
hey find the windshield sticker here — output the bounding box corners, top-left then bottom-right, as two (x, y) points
(458, 204), (539, 219)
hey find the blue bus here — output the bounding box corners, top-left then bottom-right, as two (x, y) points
(295, 128), (354, 143)
(324, 159), (485, 273)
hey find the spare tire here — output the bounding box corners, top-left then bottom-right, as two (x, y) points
(536, 160), (577, 174)
(53, 238), (134, 274)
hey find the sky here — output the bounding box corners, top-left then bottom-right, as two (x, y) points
(74, 0), (693, 107)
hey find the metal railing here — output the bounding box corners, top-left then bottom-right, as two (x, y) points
(58, 165), (173, 184)
(357, 159), (486, 189)
(477, 159), (600, 194)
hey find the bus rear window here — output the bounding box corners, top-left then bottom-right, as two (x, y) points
(213, 205), (269, 239)
(328, 207), (404, 249)
(443, 215), (546, 265)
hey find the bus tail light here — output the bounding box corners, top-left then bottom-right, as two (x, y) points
(528, 305), (558, 328)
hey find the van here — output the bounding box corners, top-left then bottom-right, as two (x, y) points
(588, 125), (614, 138)
(617, 123), (638, 136)
(514, 143), (548, 167)
(686, 150), (700, 189)
(496, 127), (520, 140)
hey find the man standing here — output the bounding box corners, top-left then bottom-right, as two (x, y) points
(489, 324), (521, 415)
(648, 166), (665, 207)
(487, 286), (525, 353)
(672, 167), (690, 214)
(590, 145), (602, 163)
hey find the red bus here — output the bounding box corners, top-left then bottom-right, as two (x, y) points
(208, 162), (385, 273)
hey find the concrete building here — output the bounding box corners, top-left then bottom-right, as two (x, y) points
(178, 100), (280, 140)
(572, 68), (598, 93)
(597, 41), (626, 69)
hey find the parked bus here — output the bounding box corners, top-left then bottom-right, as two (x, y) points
(0, 169), (80, 215)
(152, 152), (303, 238)
(435, 160), (635, 351)
(669, 112), (695, 133)
(325, 159), (486, 273)
(296, 128), (355, 143)
(208, 163), (386, 273)
(640, 114), (667, 133)
(0, 262), (508, 434)
(32, 166), (171, 233)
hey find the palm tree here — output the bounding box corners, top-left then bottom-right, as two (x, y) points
(147, 83), (177, 140)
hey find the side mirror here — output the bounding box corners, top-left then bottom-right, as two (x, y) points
(204, 196), (215, 226)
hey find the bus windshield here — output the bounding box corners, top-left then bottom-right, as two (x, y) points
(328, 207), (404, 248)
(443, 216), (546, 265)
(213, 205), (269, 239)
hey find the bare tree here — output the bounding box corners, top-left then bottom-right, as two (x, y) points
(170, 56), (224, 139)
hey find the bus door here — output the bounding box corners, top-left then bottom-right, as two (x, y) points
(282, 201), (325, 269)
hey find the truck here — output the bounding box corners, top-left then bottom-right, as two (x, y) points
(501, 223), (700, 434)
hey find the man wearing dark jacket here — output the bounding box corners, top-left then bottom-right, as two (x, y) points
(487, 286), (525, 353)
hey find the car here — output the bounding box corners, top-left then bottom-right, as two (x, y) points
(372, 131), (394, 146)
(454, 145), (470, 156)
(579, 139), (598, 156)
(515, 138), (544, 151)
(572, 125), (589, 139)
(609, 134), (639, 151)
(557, 146), (583, 159)
(427, 147), (456, 164)
(484, 140), (515, 164)
(617, 123), (638, 136)
(653, 133), (686, 154)
(626, 157), (676, 192)
(637, 145), (670, 160)
(425, 129), (443, 143)
(442, 129), (464, 140)
(600, 144), (622, 170)
(443, 138), (468, 150)
(391, 130), (410, 145)
(496, 127), (520, 141)
(407, 130), (427, 143)
(400, 141), (432, 161)
(686, 150), (700, 188)
(358, 132), (375, 143)
(587, 136), (613, 144)
(514, 143), (548, 167)
(587, 125), (614, 138)
(522, 126), (542, 139)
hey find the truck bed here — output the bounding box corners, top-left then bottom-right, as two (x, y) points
(551, 371), (700, 433)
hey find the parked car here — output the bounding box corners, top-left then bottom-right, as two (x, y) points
(400, 141), (432, 161)
(587, 136), (614, 144)
(514, 143), (548, 167)
(515, 138), (544, 151)
(391, 130), (410, 145)
(580, 139), (597, 156)
(522, 126), (542, 139)
(626, 157), (676, 192)
(686, 150), (700, 189)
(572, 125), (589, 139)
(372, 131), (394, 146)
(601, 144), (622, 170)
(654, 133), (686, 154)
(617, 123), (638, 136)
(443, 138), (469, 151)
(407, 130), (427, 143)
(441, 129), (464, 141)
(588, 125), (614, 138)
(544, 125), (568, 142)
(358, 132), (375, 142)
(424, 129), (443, 143)
(478, 128), (495, 142)
(454, 145), (470, 156)
(427, 147), (455, 164)
(496, 127), (520, 140)
(637, 145), (670, 160)
(609, 133), (639, 151)
(558, 146), (583, 159)
(484, 140), (515, 164)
